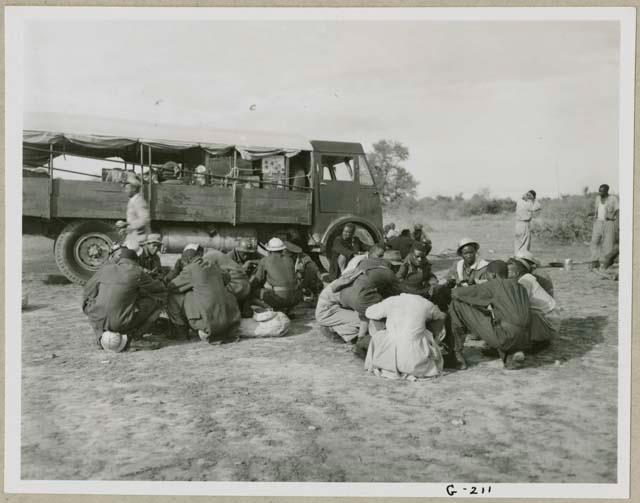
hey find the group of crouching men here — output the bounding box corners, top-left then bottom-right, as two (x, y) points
(82, 234), (322, 352)
(315, 223), (559, 379)
(82, 221), (558, 379)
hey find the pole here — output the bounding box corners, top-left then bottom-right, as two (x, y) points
(148, 144), (153, 207)
(48, 143), (54, 196)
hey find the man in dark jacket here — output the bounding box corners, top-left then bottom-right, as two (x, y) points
(166, 248), (241, 342)
(329, 223), (369, 279)
(387, 229), (415, 259)
(448, 260), (531, 370)
(138, 233), (163, 279)
(396, 242), (437, 298)
(251, 237), (302, 312)
(82, 248), (166, 349)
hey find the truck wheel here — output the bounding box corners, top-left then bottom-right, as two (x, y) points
(54, 220), (120, 285)
(321, 224), (378, 273)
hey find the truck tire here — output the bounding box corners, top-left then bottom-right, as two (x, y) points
(54, 220), (120, 285)
(321, 223), (378, 273)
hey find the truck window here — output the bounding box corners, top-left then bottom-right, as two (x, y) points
(321, 155), (354, 182)
(358, 155), (376, 186)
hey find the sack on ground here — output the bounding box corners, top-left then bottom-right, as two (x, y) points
(238, 312), (290, 338)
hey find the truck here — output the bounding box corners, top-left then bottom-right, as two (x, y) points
(22, 113), (383, 284)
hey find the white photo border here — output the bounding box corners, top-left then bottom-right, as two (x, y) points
(4, 6), (635, 499)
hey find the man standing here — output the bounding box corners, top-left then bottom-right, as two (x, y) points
(446, 237), (489, 287)
(589, 184), (619, 270)
(167, 248), (241, 342)
(448, 260), (531, 370)
(116, 173), (150, 251)
(396, 242), (437, 298)
(514, 189), (541, 255)
(138, 233), (163, 279)
(82, 248), (166, 351)
(329, 223), (368, 279)
(251, 237), (302, 312)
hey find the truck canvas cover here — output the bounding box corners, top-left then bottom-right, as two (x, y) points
(23, 112), (313, 166)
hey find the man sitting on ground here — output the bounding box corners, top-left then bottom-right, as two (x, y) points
(203, 248), (252, 305)
(283, 241), (323, 302)
(251, 237), (302, 312)
(396, 242), (437, 298)
(166, 248), (241, 342)
(365, 293), (446, 380)
(445, 237), (489, 287)
(508, 257), (559, 349)
(82, 248), (166, 351)
(138, 233), (163, 279)
(164, 243), (203, 283)
(387, 228), (415, 260)
(329, 223), (369, 279)
(448, 260), (531, 370)
(514, 249), (554, 297)
(412, 223), (432, 251)
(227, 238), (260, 276)
(315, 279), (363, 343)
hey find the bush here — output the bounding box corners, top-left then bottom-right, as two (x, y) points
(531, 194), (595, 243)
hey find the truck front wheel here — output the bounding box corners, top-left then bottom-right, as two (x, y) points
(54, 220), (120, 285)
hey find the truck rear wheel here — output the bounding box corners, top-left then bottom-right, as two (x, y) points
(54, 220), (120, 285)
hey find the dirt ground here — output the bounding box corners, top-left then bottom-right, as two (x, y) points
(20, 216), (619, 482)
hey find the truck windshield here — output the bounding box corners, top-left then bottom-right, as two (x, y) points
(358, 155), (376, 186)
(321, 155), (355, 182)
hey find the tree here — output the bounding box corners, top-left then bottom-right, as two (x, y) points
(366, 140), (418, 205)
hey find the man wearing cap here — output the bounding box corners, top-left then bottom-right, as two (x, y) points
(448, 260), (531, 370)
(165, 243), (203, 283)
(396, 242), (437, 298)
(514, 250), (554, 297)
(227, 239), (260, 276)
(251, 237), (302, 312)
(82, 248), (167, 350)
(329, 223), (369, 279)
(116, 173), (150, 251)
(283, 241), (323, 300)
(445, 238), (490, 287)
(138, 233), (163, 279)
(508, 257), (559, 347)
(589, 184), (619, 270)
(167, 248), (241, 342)
(514, 190), (541, 255)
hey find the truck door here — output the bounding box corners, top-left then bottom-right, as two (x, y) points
(316, 153), (358, 213)
(356, 154), (382, 223)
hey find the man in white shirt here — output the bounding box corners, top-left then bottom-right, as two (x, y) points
(514, 190), (541, 255)
(116, 173), (150, 252)
(589, 184), (619, 270)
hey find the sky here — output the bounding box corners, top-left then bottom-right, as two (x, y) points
(23, 17), (621, 199)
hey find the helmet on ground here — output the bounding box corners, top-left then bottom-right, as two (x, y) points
(266, 237), (286, 252)
(456, 237), (480, 256)
(100, 331), (129, 352)
(237, 238), (257, 253)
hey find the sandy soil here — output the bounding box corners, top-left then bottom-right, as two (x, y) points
(19, 218), (619, 482)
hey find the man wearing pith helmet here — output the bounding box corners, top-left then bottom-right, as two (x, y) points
(445, 237), (489, 288)
(250, 237), (301, 312)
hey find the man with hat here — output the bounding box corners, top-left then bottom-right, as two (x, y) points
(589, 183), (619, 270)
(508, 256), (559, 347)
(514, 189), (541, 255)
(138, 233), (163, 279)
(203, 248), (252, 304)
(115, 172), (150, 251)
(251, 237), (302, 312)
(448, 260), (531, 370)
(165, 243), (203, 283)
(166, 247), (241, 342)
(227, 238), (260, 276)
(445, 237), (490, 287)
(387, 229), (415, 260)
(514, 249), (554, 297)
(82, 247), (167, 351)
